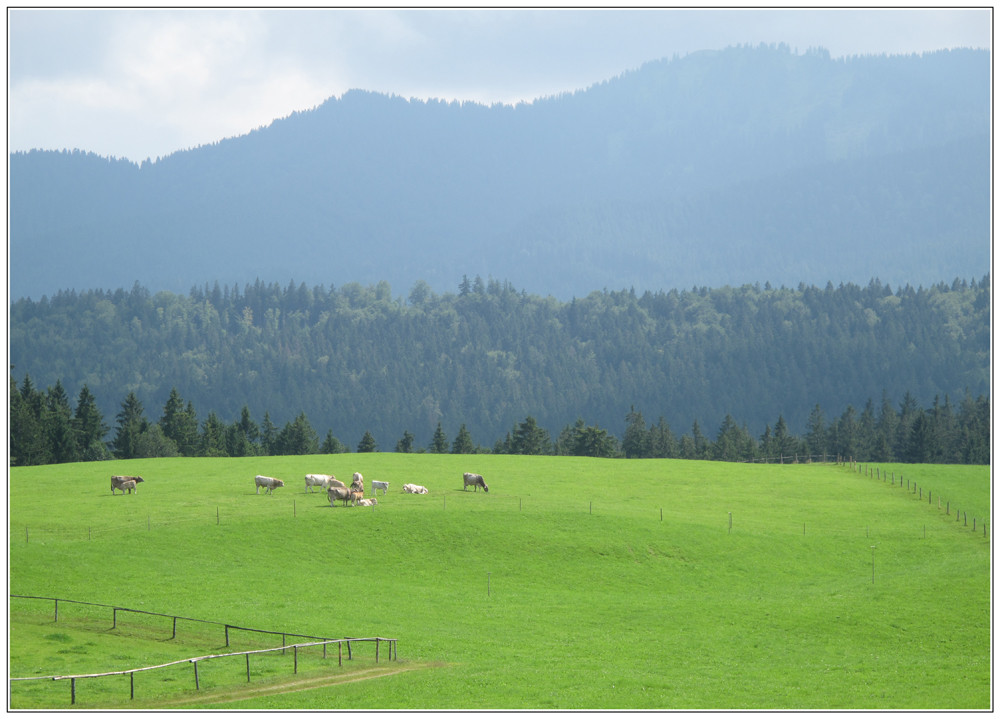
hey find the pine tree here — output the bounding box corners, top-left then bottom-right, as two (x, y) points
(275, 413), (320, 455)
(622, 406), (650, 458)
(395, 430), (415, 453)
(73, 384), (110, 461)
(357, 430), (377, 453)
(260, 412), (278, 455)
(572, 423), (617, 458)
(691, 420), (709, 459)
(10, 375), (46, 466)
(200, 411), (229, 457)
(713, 414), (745, 461)
(429, 422), (449, 453)
(512, 416), (550, 455)
(451, 424), (475, 454)
(649, 417), (677, 458)
(45, 380), (79, 463)
(112, 392), (148, 459)
(160, 388), (199, 456)
(321, 430), (348, 454)
(804, 404), (827, 459)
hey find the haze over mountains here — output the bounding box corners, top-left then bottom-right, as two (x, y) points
(10, 43), (989, 302)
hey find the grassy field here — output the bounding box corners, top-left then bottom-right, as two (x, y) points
(8, 454), (991, 709)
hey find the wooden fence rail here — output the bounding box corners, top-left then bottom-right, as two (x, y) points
(9, 595), (397, 705)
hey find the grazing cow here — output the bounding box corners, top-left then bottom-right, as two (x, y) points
(357, 497), (378, 507)
(255, 475), (284, 495)
(403, 483), (429, 494)
(305, 474), (338, 492)
(371, 480), (389, 496)
(328, 486), (353, 507)
(111, 475), (144, 494)
(463, 473), (489, 493)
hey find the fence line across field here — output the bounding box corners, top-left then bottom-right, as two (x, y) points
(11, 637), (396, 705)
(10, 594), (397, 657)
(9, 594), (397, 705)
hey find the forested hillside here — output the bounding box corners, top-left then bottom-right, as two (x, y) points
(10, 45), (989, 300)
(10, 276), (989, 460)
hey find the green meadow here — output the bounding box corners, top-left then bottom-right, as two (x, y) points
(8, 455), (990, 709)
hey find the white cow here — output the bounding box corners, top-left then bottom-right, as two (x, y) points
(403, 483), (429, 494)
(357, 497), (378, 507)
(371, 480), (389, 495)
(463, 473), (489, 492)
(305, 474), (339, 492)
(255, 475), (285, 495)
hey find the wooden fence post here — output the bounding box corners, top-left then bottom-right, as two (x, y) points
(70, 677), (76, 705)
(54, 598), (58, 623)
(172, 616), (177, 640)
(376, 638), (380, 663)
(246, 654), (251, 682)
(193, 661), (199, 691)
(113, 608), (118, 629)
(225, 625), (230, 647)
(294, 645), (298, 674)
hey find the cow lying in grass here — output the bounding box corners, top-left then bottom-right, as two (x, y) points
(371, 480), (389, 495)
(463, 473), (488, 492)
(305, 474), (341, 492)
(403, 483), (428, 494)
(255, 475), (284, 495)
(356, 497), (378, 507)
(111, 475), (144, 494)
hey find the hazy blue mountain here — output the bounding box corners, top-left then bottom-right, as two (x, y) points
(10, 44), (989, 301)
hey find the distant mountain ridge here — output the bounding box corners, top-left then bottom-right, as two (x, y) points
(9, 44), (989, 301)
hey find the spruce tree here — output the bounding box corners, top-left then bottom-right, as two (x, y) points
(73, 384), (109, 461)
(112, 392), (148, 459)
(430, 422), (449, 453)
(622, 406), (650, 458)
(45, 380), (79, 463)
(451, 424), (475, 454)
(395, 430), (415, 453)
(357, 430), (377, 453)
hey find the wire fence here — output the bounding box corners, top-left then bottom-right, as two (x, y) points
(9, 595), (397, 705)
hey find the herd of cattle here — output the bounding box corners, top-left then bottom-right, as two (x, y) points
(111, 471), (488, 507)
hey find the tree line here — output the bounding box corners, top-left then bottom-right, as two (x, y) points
(10, 373), (989, 466)
(8, 275), (990, 456)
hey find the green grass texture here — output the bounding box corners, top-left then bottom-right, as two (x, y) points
(9, 454), (990, 709)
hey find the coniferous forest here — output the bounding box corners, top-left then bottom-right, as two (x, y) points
(9, 275), (989, 466)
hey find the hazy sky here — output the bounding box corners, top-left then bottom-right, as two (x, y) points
(7, 7), (992, 163)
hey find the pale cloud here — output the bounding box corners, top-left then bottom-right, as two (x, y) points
(8, 7), (991, 163)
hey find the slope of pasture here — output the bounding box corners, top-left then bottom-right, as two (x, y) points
(8, 455), (990, 709)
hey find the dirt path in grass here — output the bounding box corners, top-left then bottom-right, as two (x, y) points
(157, 662), (438, 708)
